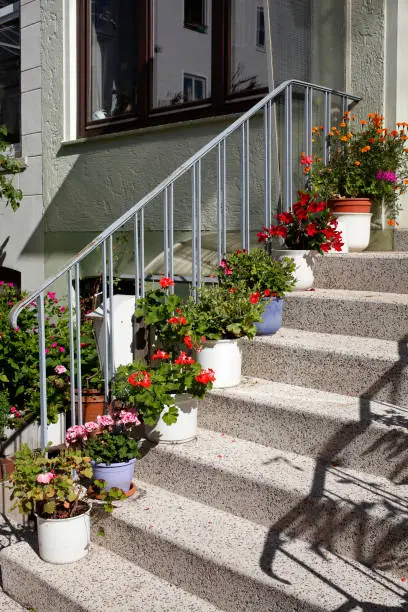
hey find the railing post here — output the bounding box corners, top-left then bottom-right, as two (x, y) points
(68, 269), (76, 427)
(284, 83), (293, 211)
(37, 291), (48, 449)
(323, 91), (332, 165)
(74, 263), (82, 425)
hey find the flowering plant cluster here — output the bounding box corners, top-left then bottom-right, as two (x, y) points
(0, 282), (101, 429)
(217, 248), (295, 298)
(65, 408), (140, 465)
(9, 443), (125, 519)
(305, 112), (408, 219)
(113, 354), (215, 426)
(257, 192), (343, 254)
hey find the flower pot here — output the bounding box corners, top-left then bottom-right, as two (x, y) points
(195, 339), (241, 388)
(328, 198), (372, 213)
(334, 212), (372, 252)
(145, 394), (198, 444)
(36, 504), (91, 564)
(75, 389), (106, 424)
(255, 298), (283, 335)
(91, 457), (136, 493)
(272, 249), (314, 291)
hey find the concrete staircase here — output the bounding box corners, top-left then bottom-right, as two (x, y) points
(2, 252), (408, 610)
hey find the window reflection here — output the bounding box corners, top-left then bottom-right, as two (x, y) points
(89, 0), (138, 121)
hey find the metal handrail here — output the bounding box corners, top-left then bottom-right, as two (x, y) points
(8, 78), (360, 448)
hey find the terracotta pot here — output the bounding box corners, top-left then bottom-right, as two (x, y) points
(75, 389), (106, 423)
(0, 457), (15, 481)
(328, 198), (372, 214)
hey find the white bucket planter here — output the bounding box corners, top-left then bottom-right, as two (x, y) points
(195, 339), (241, 388)
(334, 212), (372, 252)
(272, 249), (314, 291)
(36, 504), (91, 564)
(146, 394), (198, 444)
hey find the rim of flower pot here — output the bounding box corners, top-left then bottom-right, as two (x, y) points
(91, 457), (137, 468)
(201, 338), (240, 346)
(35, 502), (91, 522)
(272, 248), (312, 255)
(333, 212), (372, 217)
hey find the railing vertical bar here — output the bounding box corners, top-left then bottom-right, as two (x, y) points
(169, 183), (174, 292)
(323, 91), (330, 165)
(267, 101), (273, 226)
(108, 234), (114, 387)
(341, 95), (347, 116)
(134, 214), (139, 303)
(304, 86), (310, 157)
(284, 84), (293, 211)
(74, 263), (82, 426)
(264, 104), (270, 228)
(191, 164), (197, 294)
(68, 269), (76, 427)
(245, 120), (250, 251)
(163, 188), (169, 279)
(197, 160), (202, 288)
(308, 88), (313, 154)
(222, 139), (227, 255)
(101, 241), (109, 410)
(140, 209), (145, 298)
(241, 123), (246, 249)
(217, 142), (222, 262)
(37, 291), (48, 449)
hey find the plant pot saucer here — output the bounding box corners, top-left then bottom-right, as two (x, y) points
(87, 480), (137, 500)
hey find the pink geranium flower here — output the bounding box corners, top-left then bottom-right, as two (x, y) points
(54, 365), (67, 374)
(36, 471), (56, 484)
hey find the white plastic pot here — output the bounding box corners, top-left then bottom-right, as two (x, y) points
(146, 394), (198, 444)
(195, 339), (241, 388)
(334, 212), (372, 252)
(36, 504), (91, 564)
(272, 249), (314, 291)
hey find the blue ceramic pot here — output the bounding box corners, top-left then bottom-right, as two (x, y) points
(91, 457), (136, 492)
(255, 298), (283, 335)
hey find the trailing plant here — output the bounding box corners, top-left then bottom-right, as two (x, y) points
(9, 444), (125, 518)
(257, 192), (344, 254)
(217, 248), (296, 297)
(0, 125), (23, 211)
(113, 355), (215, 426)
(305, 112), (408, 219)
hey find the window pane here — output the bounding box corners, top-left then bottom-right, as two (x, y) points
(0, 3), (20, 143)
(256, 7), (265, 48)
(184, 0), (205, 32)
(89, 1), (138, 121)
(230, 0), (268, 94)
(152, 0), (211, 109)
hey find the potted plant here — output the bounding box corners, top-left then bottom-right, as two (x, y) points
(257, 192), (343, 290)
(113, 354), (215, 443)
(217, 248), (296, 335)
(65, 408), (141, 493)
(9, 443), (125, 564)
(305, 112), (408, 249)
(179, 283), (265, 388)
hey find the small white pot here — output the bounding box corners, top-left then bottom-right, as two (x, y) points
(146, 394), (198, 444)
(272, 249), (314, 291)
(195, 339), (241, 388)
(36, 504), (91, 564)
(334, 212), (372, 252)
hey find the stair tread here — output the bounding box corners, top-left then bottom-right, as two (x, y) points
(285, 287), (408, 305)
(208, 377), (407, 431)
(0, 542), (220, 612)
(0, 590), (26, 611)
(250, 327), (405, 360)
(108, 479), (408, 610)
(142, 428), (408, 520)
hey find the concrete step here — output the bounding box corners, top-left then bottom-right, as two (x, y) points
(0, 541), (220, 612)
(313, 252), (408, 293)
(0, 590), (26, 611)
(93, 480), (408, 611)
(283, 288), (408, 341)
(137, 428), (408, 570)
(200, 377), (408, 482)
(241, 328), (408, 407)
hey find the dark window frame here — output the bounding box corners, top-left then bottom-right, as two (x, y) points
(77, 0), (268, 139)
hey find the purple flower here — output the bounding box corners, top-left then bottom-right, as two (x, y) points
(376, 170), (397, 183)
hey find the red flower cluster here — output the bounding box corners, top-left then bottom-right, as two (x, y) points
(128, 370), (152, 388)
(195, 368), (216, 385)
(250, 292), (261, 304)
(159, 277), (174, 289)
(175, 351), (195, 365)
(168, 315), (187, 326)
(258, 192), (343, 254)
(152, 350), (170, 360)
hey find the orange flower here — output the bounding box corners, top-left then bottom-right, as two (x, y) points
(320, 125), (324, 130)
(368, 113), (374, 118)
(405, 148), (408, 152)
(339, 122), (346, 127)
(404, 179), (408, 184)
(402, 135), (408, 141)
(351, 115), (356, 120)
(354, 161), (360, 166)
(392, 130), (399, 137)
(311, 138), (315, 143)
(388, 219), (395, 226)
(361, 120), (367, 125)
(369, 138), (375, 143)
(344, 111), (350, 116)
(377, 129), (383, 134)
(341, 136), (348, 142)
(380, 137), (386, 142)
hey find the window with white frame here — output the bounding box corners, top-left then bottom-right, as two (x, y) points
(183, 73), (206, 102)
(0, 1), (20, 143)
(256, 6), (265, 49)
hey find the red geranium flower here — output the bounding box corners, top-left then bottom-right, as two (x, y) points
(250, 292), (261, 304)
(183, 336), (193, 349)
(175, 352), (195, 365)
(159, 277), (174, 288)
(264, 289), (271, 297)
(168, 316), (187, 326)
(128, 371), (152, 388)
(152, 350), (170, 360)
(195, 368), (216, 385)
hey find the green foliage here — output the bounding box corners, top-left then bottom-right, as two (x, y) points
(306, 113), (408, 219)
(0, 126), (23, 211)
(217, 248), (295, 297)
(181, 283), (264, 342)
(113, 357), (214, 426)
(9, 444), (124, 518)
(0, 390), (10, 439)
(85, 430), (140, 466)
(134, 288), (184, 353)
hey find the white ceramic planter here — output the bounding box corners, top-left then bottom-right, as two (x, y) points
(196, 339), (241, 388)
(36, 504), (91, 564)
(272, 249), (314, 291)
(146, 394), (198, 444)
(334, 212), (372, 252)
